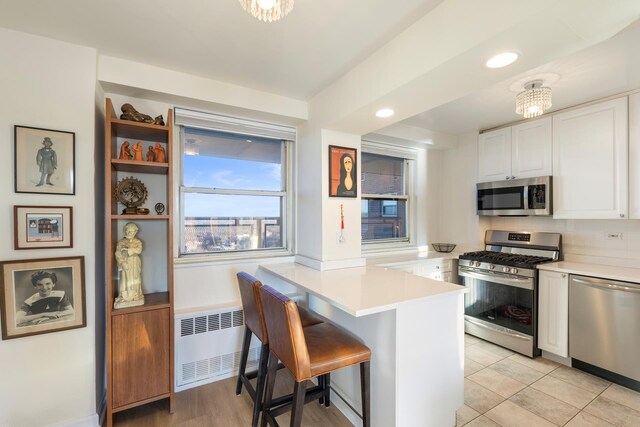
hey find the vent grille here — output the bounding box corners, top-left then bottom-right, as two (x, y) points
(209, 314), (220, 331)
(181, 318), (194, 336)
(221, 312), (232, 329)
(195, 316), (207, 334)
(179, 309), (244, 337)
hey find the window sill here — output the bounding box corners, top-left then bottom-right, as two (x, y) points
(175, 250), (295, 268)
(361, 242), (419, 257)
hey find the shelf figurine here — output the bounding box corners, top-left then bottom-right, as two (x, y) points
(131, 141), (144, 161)
(146, 146), (155, 162)
(153, 143), (167, 163)
(118, 140), (133, 160)
(120, 103), (165, 126)
(114, 222), (145, 309)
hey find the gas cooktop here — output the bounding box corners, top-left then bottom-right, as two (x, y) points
(459, 251), (553, 269)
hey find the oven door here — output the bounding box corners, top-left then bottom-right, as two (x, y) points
(459, 267), (538, 356)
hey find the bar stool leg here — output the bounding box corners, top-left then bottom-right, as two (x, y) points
(251, 343), (269, 427)
(290, 380), (307, 427)
(360, 361), (371, 427)
(236, 326), (253, 395)
(318, 375), (324, 405)
(324, 373), (331, 407)
(261, 351), (279, 427)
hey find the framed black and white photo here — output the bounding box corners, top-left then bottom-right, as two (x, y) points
(14, 125), (75, 195)
(0, 257), (85, 340)
(14, 205), (73, 250)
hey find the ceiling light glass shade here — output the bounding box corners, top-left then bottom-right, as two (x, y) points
(239, 0), (294, 22)
(515, 80), (552, 118)
(375, 108), (394, 118)
(486, 52), (519, 68)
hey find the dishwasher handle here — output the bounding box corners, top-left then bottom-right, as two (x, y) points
(572, 276), (640, 294)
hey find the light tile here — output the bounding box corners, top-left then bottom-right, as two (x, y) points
(464, 415), (501, 427)
(465, 334), (481, 346)
(530, 376), (597, 409)
(485, 400), (556, 427)
(601, 383), (640, 412)
(456, 404), (480, 427)
(490, 358), (545, 385)
(509, 387), (579, 426)
(464, 379), (505, 414)
(584, 396), (640, 427)
(565, 411), (616, 427)
(474, 340), (515, 358)
(549, 366), (610, 394)
(508, 354), (559, 374)
(468, 368), (526, 398)
(466, 345), (504, 366)
(465, 358), (484, 377)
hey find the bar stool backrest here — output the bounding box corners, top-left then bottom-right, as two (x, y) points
(259, 285), (311, 380)
(237, 272), (268, 344)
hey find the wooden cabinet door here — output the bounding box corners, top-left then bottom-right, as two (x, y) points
(511, 117), (552, 180)
(478, 128), (511, 183)
(538, 271), (569, 357)
(630, 93), (640, 219)
(112, 308), (170, 408)
(552, 97), (628, 219)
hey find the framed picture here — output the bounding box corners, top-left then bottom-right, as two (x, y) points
(0, 256), (86, 340)
(328, 145), (357, 198)
(14, 206), (73, 250)
(14, 125), (75, 195)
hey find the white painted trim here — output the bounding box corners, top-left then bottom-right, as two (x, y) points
(542, 350), (571, 367)
(50, 414), (100, 427)
(294, 255), (367, 271)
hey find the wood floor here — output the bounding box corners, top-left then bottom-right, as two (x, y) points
(113, 372), (353, 427)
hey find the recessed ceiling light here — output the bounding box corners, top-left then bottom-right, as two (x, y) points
(485, 52), (519, 69)
(376, 108), (394, 118)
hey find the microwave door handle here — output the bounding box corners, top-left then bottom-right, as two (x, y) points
(523, 185), (529, 210)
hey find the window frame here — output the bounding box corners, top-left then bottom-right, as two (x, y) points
(361, 141), (417, 251)
(177, 124), (295, 260)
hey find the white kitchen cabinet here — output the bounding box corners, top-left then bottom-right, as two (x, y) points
(552, 97), (628, 219)
(538, 270), (569, 357)
(478, 117), (552, 183)
(630, 93), (640, 219)
(382, 258), (457, 283)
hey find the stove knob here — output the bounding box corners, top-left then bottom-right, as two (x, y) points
(502, 267), (509, 273)
(475, 261), (482, 267)
(489, 264), (495, 270)
(511, 268), (518, 274)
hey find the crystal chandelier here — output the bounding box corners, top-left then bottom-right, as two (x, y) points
(515, 80), (552, 118)
(239, 0), (294, 23)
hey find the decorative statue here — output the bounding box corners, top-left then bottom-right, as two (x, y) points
(36, 137), (57, 186)
(114, 222), (144, 309)
(146, 146), (155, 162)
(153, 143), (167, 163)
(118, 140), (133, 160)
(120, 103), (165, 126)
(131, 141), (144, 161)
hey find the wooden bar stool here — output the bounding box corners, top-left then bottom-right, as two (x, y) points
(236, 272), (324, 427)
(259, 285), (371, 427)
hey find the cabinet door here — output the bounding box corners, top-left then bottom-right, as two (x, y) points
(511, 117), (552, 179)
(478, 128), (512, 183)
(553, 97), (628, 219)
(112, 308), (170, 408)
(538, 271), (568, 357)
(630, 93), (640, 219)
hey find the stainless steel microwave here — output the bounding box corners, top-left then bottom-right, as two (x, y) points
(477, 176), (552, 216)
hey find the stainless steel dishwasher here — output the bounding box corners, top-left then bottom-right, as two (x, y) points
(570, 274), (640, 389)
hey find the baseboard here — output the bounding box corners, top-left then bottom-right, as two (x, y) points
(541, 350), (571, 366)
(50, 414), (100, 427)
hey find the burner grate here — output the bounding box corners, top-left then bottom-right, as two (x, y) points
(459, 251), (552, 268)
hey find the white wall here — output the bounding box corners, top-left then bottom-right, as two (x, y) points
(0, 28), (98, 427)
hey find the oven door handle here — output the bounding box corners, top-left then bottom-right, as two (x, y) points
(465, 317), (532, 341)
(459, 269), (534, 290)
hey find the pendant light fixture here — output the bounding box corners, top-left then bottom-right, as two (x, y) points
(515, 80), (552, 118)
(239, 0), (294, 23)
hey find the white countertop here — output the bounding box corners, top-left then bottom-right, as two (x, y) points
(259, 262), (465, 317)
(538, 262), (640, 284)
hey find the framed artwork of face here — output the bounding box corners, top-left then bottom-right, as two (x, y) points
(328, 145), (357, 198)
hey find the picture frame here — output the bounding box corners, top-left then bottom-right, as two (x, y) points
(14, 125), (75, 195)
(0, 256), (86, 340)
(14, 205), (73, 250)
(328, 145), (357, 198)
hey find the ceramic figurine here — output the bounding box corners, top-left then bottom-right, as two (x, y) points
(118, 140), (133, 160)
(114, 222), (144, 309)
(120, 103), (165, 126)
(146, 146), (155, 162)
(131, 141), (144, 161)
(153, 143), (167, 163)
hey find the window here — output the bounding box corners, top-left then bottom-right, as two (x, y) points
(179, 125), (292, 256)
(361, 147), (413, 245)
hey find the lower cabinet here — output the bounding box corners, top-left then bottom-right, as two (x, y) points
(538, 270), (569, 357)
(112, 308), (171, 409)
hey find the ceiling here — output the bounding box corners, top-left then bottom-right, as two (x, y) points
(401, 21), (640, 135)
(0, 0), (443, 100)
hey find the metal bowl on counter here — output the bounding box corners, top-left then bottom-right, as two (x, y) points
(431, 243), (456, 253)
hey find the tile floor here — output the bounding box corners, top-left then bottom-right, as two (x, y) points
(458, 334), (640, 427)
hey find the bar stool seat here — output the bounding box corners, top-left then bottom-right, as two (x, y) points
(236, 272), (323, 427)
(259, 285), (371, 427)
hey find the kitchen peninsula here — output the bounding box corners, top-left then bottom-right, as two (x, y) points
(258, 263), (465, 427)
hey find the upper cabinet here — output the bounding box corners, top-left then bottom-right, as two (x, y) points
(630, 93), (640, 219)
(478, 117), (552, 183)
(552, 97), (628, 219)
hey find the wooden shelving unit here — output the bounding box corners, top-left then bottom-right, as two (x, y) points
(105, 98), (174, 426)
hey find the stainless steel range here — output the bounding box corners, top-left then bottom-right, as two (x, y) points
(458, 230), (562, 357)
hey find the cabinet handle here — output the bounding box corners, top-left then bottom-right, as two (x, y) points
(561, 274), (567, 278)
(620, 213), (625, 218)
(505, 176), (510, 180)
(511, 176), (516, 179)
